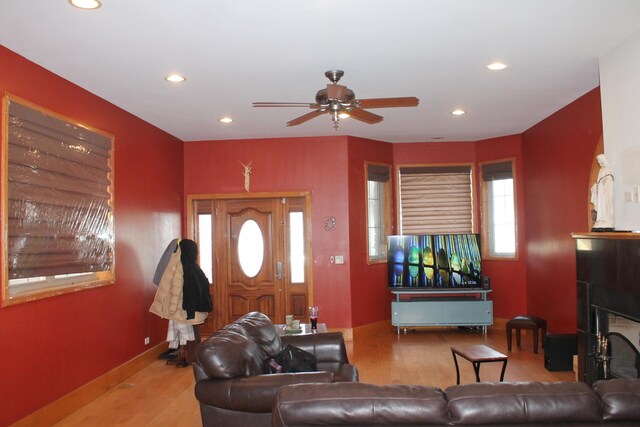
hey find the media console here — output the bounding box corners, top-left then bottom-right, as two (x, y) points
(391, 289), (493, 334)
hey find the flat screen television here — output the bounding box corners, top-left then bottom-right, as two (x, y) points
(387, 234), (482, 289)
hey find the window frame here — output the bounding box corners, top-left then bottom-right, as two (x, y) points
(2, 94), (115, 307)
(480, 159), (518, 260)
(365, 162), (393, 264)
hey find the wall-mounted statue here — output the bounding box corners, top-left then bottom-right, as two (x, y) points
(590, 154), (614, 231)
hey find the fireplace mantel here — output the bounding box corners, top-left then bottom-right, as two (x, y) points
(573, 233), (640, 384)
(572, 232), (640, 240)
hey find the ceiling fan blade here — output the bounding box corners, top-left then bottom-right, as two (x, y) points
(357, 97), (419, 109)
(326, 84), (347, 101)
(286, 110), (325, 126)
(253, 102), (316, 108)
(348, 108), (384, 124)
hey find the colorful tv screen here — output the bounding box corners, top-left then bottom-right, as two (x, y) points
(387, 234), (482, 288)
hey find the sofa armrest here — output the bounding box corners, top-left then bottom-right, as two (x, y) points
(195, 371), (334, 413)
(281, 332), (349, 364)
(594, 378), (640, 422)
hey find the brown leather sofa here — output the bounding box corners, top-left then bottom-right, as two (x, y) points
(192, 311), (358, 427)
(273, 378), (640, 426)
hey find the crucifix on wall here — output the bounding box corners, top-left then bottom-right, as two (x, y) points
(240, 161), (253, 192)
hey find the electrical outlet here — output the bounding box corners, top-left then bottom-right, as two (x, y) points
(144, 337), (150, 345)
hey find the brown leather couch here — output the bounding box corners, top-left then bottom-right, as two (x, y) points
(273, 378), (640, 426)
(192, 311), (358, 427)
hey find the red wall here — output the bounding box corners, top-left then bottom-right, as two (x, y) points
(0, 46), (183, 426)
(346, 137), (395, 326)
(522, 88), (602, 333)
(183, 136), (354, 328)
(475, 135), (528, 319)
(393, 141), (478, 166)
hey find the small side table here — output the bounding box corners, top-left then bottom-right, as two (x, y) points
(451, 344), (508, 384)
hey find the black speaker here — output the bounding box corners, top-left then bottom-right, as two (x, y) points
(544, 333), (577, 371)
(482, 276), (491, 290)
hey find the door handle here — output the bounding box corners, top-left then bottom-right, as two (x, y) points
(276, 261), (283, 280)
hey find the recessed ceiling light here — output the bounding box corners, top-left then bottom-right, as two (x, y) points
(431, 137), (444, 140)
(218, 117), (233, 124)
(486, 62), (508, 71)
(165, 74), (186, 83)
(451, 109), (466, 116)
(68, 0), (102, 10)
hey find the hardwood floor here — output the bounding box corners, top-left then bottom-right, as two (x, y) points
(53, 327), (576, 427)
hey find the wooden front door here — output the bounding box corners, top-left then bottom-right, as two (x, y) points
(191, 193), (312, 334)
(219, 198), (283, 324)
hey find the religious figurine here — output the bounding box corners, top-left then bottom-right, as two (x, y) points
(590, 154), (614, 231)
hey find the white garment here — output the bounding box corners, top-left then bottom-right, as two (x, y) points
(167, 320), (195, 349)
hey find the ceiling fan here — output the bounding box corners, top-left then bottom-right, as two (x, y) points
(253, 70), (419, 129)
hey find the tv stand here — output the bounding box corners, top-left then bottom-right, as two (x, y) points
(391, 289), (493, 334)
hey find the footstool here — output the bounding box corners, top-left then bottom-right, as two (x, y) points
(506, 315), (547, 354)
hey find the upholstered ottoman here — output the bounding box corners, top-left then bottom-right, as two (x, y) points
(506, 315), (547, 354)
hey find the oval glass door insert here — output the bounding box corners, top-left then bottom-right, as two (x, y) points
(237, 219), (264, 277)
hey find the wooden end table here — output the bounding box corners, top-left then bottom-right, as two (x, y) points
(451, 344), (508, 384)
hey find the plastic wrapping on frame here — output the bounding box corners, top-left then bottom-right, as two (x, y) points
(6, 99), (114, 282)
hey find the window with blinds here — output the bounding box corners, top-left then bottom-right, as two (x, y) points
(366, 163), (392, 263)
(481, 160), (516, 258)
(3, 96), (115, 305)
(398, 165), (473, 235)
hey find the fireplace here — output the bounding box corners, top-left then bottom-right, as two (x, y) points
(592, 310), (640, 380)
(574, 233), (640, 384)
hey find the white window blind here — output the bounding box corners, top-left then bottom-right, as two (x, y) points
(399, 166), (473, 235)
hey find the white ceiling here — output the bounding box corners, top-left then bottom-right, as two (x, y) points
(2, 0), (640, 143)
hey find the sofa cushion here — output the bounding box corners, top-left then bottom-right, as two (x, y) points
(234, 311), (282, 360)
(594, 378), (640, 422)
(196, 326), (263, 378)
(445, 381), (601, 425)
(273, 382), (448, 427)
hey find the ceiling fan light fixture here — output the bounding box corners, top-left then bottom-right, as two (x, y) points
(451, 109), (466, 116)
(218, 117), (233, 124)
(253, 70), (418, 129)
(68, 0), (102, 9)
(486, 62), (508, 71)
(165, 74), (186, 83)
